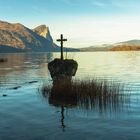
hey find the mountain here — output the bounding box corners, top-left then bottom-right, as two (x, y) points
(80, 40), (140, 52)
(0, 21), (77, 53)
(80, 44), (112, 52)
(111, 40), (140, 51)
(32, 25), (79, 52)
(117, 39), (140, 46)
(32, 25), (53, 42)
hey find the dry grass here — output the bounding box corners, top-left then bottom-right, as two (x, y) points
(41, 79), (130, 112)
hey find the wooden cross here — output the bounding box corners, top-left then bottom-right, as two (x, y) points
(57, 34), (67, 60)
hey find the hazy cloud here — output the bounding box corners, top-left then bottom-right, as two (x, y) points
(61, 0), (81, 5)
(91, 1), (107, 7)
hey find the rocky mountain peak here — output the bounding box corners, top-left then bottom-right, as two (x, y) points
(33, 25), (53, 42)
(0, 20), (59, 52)
(0, 20), (77, 53)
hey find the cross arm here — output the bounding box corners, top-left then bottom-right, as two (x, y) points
(63, 39), (67, 41)
(56, 39), (67, 42)
(57, 39), (61, 42)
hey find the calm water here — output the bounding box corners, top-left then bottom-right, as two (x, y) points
(0, 52), (140, 140)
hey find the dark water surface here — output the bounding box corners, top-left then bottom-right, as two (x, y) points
(0, 52), (140, 140)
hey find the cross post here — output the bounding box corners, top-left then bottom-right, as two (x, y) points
(57, 34), (67, 60)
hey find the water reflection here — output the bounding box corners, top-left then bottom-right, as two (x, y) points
(41, 79), (131, 130)
(61, 106), (66, 131)
(0, 53), (53, 72)
(0, 53), (53, 88)
(0, 52), (140, 139)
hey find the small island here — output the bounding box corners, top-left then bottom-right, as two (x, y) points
(48, 34), (78, 83)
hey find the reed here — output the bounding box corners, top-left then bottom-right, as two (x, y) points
(42, 78), (130, 112)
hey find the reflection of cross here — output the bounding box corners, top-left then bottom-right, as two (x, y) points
(57, 34), (67, 60)
(60, 106), (66, 131)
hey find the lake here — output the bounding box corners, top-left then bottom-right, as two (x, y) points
(0, 51), (140, 140)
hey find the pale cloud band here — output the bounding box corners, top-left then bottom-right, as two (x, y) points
(52, 16), (140, 48)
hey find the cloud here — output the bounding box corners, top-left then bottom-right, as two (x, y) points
(61, 0), (81, 5)
(63, 0), (108, 7)
(113, 2), (140, 8)
(31, 6), (49, 15)
(91, 0), (140, 9)
(51, 16), (140, 48)
(91, 1), (107, 7)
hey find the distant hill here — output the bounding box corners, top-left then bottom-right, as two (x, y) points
(0, 21), (78, 53)
(80, 40), (140, 52)
(117, 39), (140, 46)
(111, 40), (140, 51)
(80, 44), (112, 52)
(1, 21), (139, 53)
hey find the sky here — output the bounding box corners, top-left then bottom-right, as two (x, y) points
(1, 0), (140, 48)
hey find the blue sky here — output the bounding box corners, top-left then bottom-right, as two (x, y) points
(1, 0), (140, 47)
